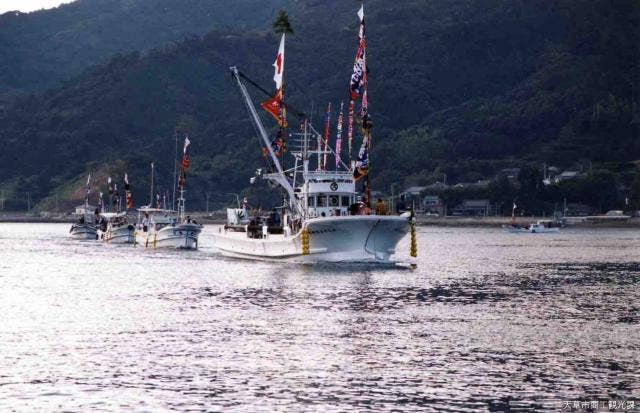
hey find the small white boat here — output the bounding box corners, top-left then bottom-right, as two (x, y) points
(528, 221), (561, 233)
(503, 220), (561, 233)
(70, 221), (98, 239)
(70, 174), (98, 239)
(134, 207), (202, 249)
(134, 142), (202, 250)
(98, 212), (136, 244)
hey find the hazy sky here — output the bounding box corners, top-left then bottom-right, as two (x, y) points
(0, 0), (75, 14)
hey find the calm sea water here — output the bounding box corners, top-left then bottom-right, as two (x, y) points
(0, 223), (638, 412)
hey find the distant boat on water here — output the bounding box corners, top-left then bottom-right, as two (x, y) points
(134, 138), (202, 250)
(502, 202), (561, 233)
(503, 220), (561, 233)
(97, 173), (136, 244)
(98, 212), (135, 244)
(69, 174), (98, 239)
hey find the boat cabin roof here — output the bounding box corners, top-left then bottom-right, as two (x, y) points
(137, 207), (177, 215)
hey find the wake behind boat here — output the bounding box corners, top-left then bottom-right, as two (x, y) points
(214, 6), (416, 264)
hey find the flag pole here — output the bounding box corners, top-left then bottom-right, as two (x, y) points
(172, 129), (178, 211)
(149, 162), (154, 207)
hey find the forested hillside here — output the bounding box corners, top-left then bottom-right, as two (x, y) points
(0, 0), (637, 212)
(0, 0), (290, 93)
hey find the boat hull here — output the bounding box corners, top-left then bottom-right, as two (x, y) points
(135, 223), (202, 250)
(502, 225), (560, 233)
(213, 215), (411, 263)
(101, 224), (136, 244)
(70, 224), (98, 240)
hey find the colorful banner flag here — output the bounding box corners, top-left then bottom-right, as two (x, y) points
(335, 101), (344, 169)
(179, 136), (191, 188)
(261, 35), (288, 128)
(260, 89), (287, 127)
(353, 134), (369, 181)
(349, 5), (366, 101)
(322, 102), (332, 170)
(347, 100), (354, 166)
(124, 173), (133, 210)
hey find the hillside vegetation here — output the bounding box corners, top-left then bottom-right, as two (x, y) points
(0, 0), (637, 212)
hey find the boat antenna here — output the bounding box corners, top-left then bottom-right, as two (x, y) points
(229, 66), (302, 217)
(172, 128), (178, 210)
(149, 161), (154, 207)
(178, 136), (191, 222)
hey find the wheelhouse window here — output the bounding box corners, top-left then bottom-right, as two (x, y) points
(317, 194), (328, 207)
(329, 195), (339, 207)
(341, 196), (351, 206)
(307, 196), (316, 207)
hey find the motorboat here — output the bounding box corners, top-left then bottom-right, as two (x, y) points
(134, 207), (202, 249)
(98, 212), (135, 244)
(214, 9), (415, 264)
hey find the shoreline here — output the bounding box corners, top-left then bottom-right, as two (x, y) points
(416, 216), (640, 228)
(1, 212), (638, 228)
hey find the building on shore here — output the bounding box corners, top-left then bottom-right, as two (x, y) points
(452, 199), (492, 216)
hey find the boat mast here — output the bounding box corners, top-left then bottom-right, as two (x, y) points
(172, 129), (178, 210)
(84, 173), (91, 221)
(178, 186), (185, 222)
(229, 66), (301, 216)
(149, 162), (154, 207)
(360, 3), (372, 207)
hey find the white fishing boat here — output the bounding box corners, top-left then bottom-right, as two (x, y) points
(214, 7), (416, 264)
(70, 174), (98, 239)
(97, 173), (137, 243)
(134, 142), (202, 250)
(503, 220), (561, 233)
(70, 220), (98, 240)
(135, 207), (202, 249)
(98, 212), (136, 243)
(528, 220), (561, 233)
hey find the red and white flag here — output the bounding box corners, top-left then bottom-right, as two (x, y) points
(273, 34), (285, 90)
(262, 34), (287, 127)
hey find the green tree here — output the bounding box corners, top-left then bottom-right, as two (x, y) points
(272, 9), (293, 35)
(517, 165), (544, 214)
(629, 170), (640, 211)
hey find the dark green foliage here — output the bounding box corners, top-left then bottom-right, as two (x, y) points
(0, 0), (291, 93)
(272, 9), (293, 35)
(0, 0), (636, 211)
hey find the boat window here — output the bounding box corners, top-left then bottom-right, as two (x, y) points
(307, 196), (316, 207)
(329, 195), (339, 207)
(317, 195), (327, 207)
(341, 196), (351, 206)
